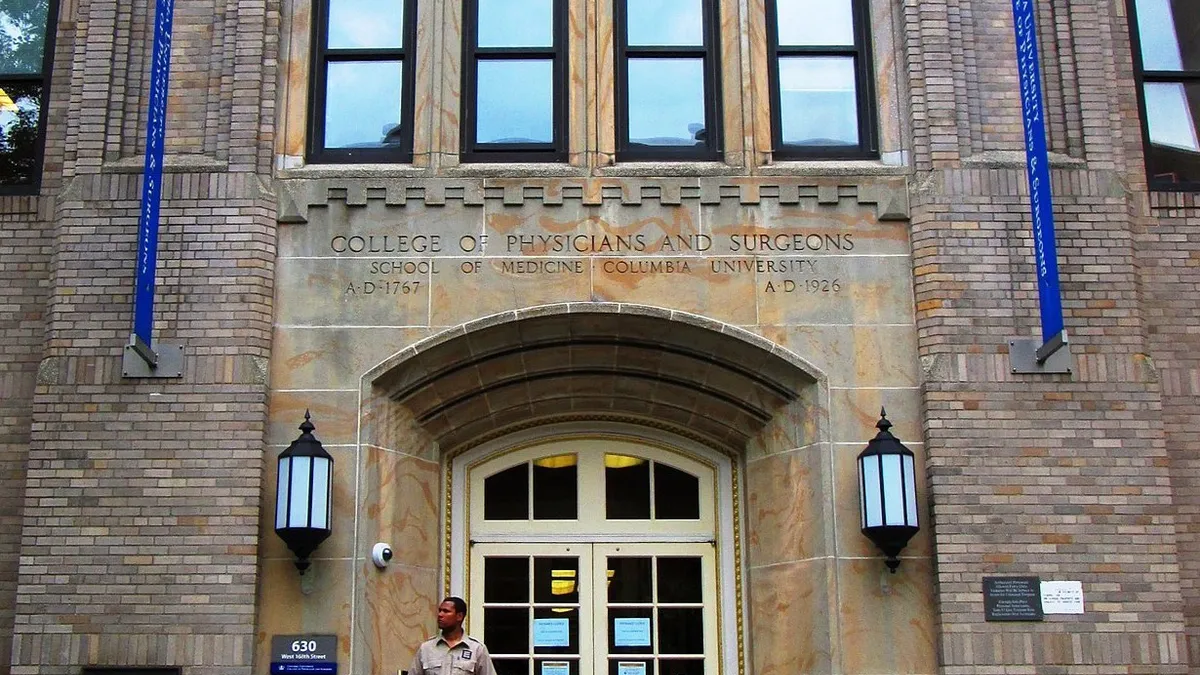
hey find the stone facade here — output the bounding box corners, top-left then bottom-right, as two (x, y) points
(0, 1), (1197, 675)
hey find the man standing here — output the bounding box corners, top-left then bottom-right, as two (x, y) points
(408, 597), (498, 675)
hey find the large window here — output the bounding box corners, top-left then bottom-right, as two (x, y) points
(1128, 0), (1200, 189)
(308, 0), (418, 162)
(461, 0), (567, 162)
(0, 0), (54, 193)
(613, 0), (722, 161)
(765, 0), (876, 159)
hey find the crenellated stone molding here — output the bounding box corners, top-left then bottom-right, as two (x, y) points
(276, 176), (911, 224)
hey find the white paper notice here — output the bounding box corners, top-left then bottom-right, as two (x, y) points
(1040, 580), (1084, 614)
(617, 663), (647, 675)
(612, 618), (652, 647)
(541, 662), (570, 675)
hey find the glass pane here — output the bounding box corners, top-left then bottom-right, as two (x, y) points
(479, 0), (554, 47)
(486, 557), (530, 603)
(533, 607), (580, 653)
(485, 607), (530, 655)
(775, 0), (853, 46)
(656, 659), (703, 675)
(534, 557), (579, 604)
(606, 456), (651, 519)
(627, 0), (703, 47)
(608, 608), (654, 654)
(0, 0), (50, 74)
(485, 464), (530, 520)
(477, 59), (554, 143)
(610, 660), (655, 675)
(1134, 0), (1200, 71)
(0, 81), (40, 186)
(607, 557), (652, 603)
(777, 56), (858, 146)
(656, 558), (701, 603)
(657, 609), (703, 654)
(328, 0), (405, 49)
(653, 464), (699, 519)
(627, 58), (707, 147)
(494, 660), (530, 675)
(534, 455), (578, 520)
(1144, 81), (1200, 184)
(324, 61), (404, 148)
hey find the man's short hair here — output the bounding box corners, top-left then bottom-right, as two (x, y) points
(443, 596), (467, 616)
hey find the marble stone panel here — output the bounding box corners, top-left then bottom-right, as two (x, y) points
(591, 257), (758, 324)
(832, 441), (932, 559)
(255, 559), (354, 673)
(281, 202), (484, 259)
(430, 257), (592, 326)
(749, 558), (836, 675)
(354, 561), (440, 675)
(703, 200), (910, 257)
(744, 386), (829, 460)
(275, 257), (433, 327)
(259, 444), (358, 562)
(357, 445), (441, 569)
(757, 324), (919, 389)
(482, 199), (702, 257)
(360, 392), (440, 460)
(269, 389), (360, 447)
(828, 387), (921, 445)
(746, 444), (833, 566)
(835, 558), (938, 674)
(755, 254), (914, 327)
(272, 326), (435, 391)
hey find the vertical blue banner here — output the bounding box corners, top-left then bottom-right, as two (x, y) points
(133, 0), (176, 347)
(1011, 0), (1065, 346)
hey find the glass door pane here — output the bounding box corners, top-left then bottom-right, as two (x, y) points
(592, 544), (718, 675)
(471, 544), (594, 675)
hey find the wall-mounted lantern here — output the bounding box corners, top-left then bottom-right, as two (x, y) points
(275, 411), (333, 575)
(857, 408), (919, 573)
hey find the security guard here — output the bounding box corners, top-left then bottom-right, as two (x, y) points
(408, 597), (497, 675)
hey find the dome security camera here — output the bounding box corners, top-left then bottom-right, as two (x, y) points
(371, 542), (394, 569)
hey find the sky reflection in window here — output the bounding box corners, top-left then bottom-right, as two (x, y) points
(627, 58), (706, 146)
(476, 60), (553, 143)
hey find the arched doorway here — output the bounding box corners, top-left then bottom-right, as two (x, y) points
(451, 432), (735, 675)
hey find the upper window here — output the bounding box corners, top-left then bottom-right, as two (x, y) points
(308, 0), (418, 162)
(1128, 0), (1200, 189)
(461, 0), (567, 162)
(614, 0), (722, 161)
(0, 0), (55, 193)
(765, 0), (876, 159)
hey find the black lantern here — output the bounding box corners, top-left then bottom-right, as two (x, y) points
(857, 408), (919, 573)
(275, 411), (333, 575)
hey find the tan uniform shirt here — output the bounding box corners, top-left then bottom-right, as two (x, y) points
(408, 634), (497, 675)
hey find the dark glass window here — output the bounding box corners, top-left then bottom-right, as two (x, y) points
(308, 0), (417, 162)
(765, 0), (877, 159)
(0, 0), (55, 193)
(614, 0), (721, 160)
(462, 0), (567, 161)
(1128, 0), (1200, 188)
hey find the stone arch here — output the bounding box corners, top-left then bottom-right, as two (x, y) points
(363, 302), (824, 453)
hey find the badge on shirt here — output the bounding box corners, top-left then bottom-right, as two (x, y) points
(461, 651), (472, 660)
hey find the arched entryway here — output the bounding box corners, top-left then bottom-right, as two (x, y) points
(357, 304), (828, 675)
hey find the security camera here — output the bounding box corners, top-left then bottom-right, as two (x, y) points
(371, 542), (394, 569)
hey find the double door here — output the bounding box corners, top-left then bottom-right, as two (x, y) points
(469, 543), (717, 675)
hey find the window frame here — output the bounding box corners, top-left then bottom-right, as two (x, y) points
(1126, 0), (1200, 191)
(0, 0), (58, 195)
(612, 0), (723, 162)
(764, 0), (878, 160)
(306, 0), (419, 164)
(460, 0), (569, 163)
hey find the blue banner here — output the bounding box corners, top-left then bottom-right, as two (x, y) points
(133, 0), (176, 347)
(1011, 0), (1065, 345)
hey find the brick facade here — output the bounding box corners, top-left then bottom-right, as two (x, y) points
(2, 0), (1200, 673)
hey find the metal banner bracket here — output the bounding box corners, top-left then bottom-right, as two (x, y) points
(122, 334), (184, 378)
(1009, 332), (1072, 375)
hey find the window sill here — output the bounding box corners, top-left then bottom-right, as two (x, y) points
(595, 162), (734, 177)
(276, 164), (432, 180)
(757, 159), (910, 176)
